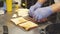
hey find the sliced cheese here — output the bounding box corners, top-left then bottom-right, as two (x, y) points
(19, 21), (38, 30)
(11, 17), (27, 25)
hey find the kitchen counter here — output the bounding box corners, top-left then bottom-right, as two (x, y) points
(0, 10), (52, 34)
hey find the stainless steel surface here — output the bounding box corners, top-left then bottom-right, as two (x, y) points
(0, 25), (3, 34)
(0, 12), (51, 34)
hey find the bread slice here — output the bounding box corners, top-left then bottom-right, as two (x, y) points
(11, 17), (27, 25)
(16, 9), (29, 17)
(19, 21), (38, 31)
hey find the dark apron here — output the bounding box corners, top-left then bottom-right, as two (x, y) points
(45, 23), (60, 34)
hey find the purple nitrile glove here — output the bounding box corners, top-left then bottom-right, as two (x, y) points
(33, 6), (53, 22)
(29, 2), (42, 17)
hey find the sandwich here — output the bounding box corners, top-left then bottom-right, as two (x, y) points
(18, 21), (38, 31)
(11, 17), (27, 25)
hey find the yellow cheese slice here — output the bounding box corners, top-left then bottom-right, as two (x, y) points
(19, 21), (38, 30)
(11, 17), (27, 25)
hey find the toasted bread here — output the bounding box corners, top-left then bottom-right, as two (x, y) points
(11, 17), (27, 25)
(19, 21), (38, 31)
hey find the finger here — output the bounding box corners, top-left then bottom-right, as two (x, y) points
(40, 18), (47, 22)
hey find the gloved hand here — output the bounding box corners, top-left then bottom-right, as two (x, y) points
(33, 6), (53, 22)
(29, 0), (48, 17)
(29, 2), (42, 17)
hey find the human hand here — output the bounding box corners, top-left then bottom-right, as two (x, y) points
(39, 18), (47, 22)
(33, 17), (47, 22)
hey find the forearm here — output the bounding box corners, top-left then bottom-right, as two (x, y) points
(37, 0), (47, 4)
(50, 3), (60, 13)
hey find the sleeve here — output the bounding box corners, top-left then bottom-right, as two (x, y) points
(3, 2), (6, 11)
(33, 6), (53, 22)
(29, 2), (42, 17)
